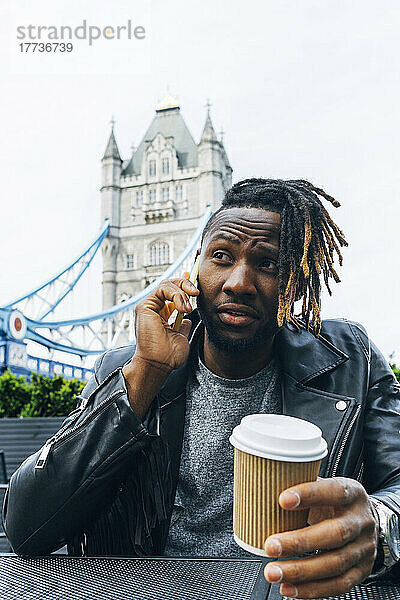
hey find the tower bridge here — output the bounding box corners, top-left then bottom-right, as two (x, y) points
(0, 209), (211, 381)
(0, 93), (231, 381)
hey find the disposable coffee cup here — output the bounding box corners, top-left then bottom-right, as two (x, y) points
(229, 414), (327, 556)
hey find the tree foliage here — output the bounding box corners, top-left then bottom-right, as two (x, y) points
(0, 370), (31, 418)
(389, 355), (400, 383)
(0, 369), (86, 418)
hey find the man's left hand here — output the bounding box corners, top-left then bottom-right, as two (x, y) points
(263, 477), (379, 598)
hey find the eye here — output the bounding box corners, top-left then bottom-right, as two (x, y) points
(260, 257), (278, 273)
(212, 250), (231, 262)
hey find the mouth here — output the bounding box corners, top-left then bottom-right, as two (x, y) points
(216, 303), (259, 327)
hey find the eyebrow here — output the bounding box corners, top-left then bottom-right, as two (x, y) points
(210, 233), (241, 245)
(209, 232), (278, 252)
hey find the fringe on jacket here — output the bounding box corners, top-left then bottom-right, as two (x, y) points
(67, 435), (173, 556)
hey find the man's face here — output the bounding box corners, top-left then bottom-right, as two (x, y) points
(197, 207), (281, 353)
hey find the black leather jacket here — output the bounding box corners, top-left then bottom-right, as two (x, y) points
(3, 311), (400, 568)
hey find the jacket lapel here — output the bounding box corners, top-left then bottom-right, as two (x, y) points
(274, 321), (349, 384)
(274, 322), (354, 475)
(280, 373), (358, 475)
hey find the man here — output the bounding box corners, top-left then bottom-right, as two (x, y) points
(3, 179), (400, 599)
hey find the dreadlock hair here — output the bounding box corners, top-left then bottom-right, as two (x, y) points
(201, 178), (348, 337)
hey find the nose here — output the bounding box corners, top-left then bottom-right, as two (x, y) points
(221, 262), (257, 297)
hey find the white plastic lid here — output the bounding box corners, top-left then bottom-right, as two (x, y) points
(229, 414), (327, 462)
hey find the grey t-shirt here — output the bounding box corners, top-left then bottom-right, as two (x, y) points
(164, 343), (282, 557)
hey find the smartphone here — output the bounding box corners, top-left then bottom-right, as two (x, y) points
(173, 256), (200, 331)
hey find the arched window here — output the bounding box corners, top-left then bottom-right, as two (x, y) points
(126, 254), (135, 269)
(135, 190), (143, 206)
(162, 157), (170, 174)
(149, 241), (170, 266)
(175, 185), (183, 201)
(149, 159), (156, 177)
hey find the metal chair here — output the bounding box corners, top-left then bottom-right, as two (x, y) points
(0, 450), (10, 553)
(0, 450), (8, 484)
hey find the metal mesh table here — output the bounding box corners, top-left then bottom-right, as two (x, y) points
(278, 581), (400, 600)
(1, 556), (399, 599)
(0, 555), (270, 600)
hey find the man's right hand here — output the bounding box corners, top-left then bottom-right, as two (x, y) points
(122, 278), (199, 420)
(134, 277), (199, 372)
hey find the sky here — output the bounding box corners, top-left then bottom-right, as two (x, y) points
(1, 0), (399, 361)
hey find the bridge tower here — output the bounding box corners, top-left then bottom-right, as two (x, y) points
(101, 93), (232, 310)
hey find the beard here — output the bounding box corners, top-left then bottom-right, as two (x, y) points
(196, 291), (279, 354)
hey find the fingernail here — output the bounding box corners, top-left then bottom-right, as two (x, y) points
(280, 490), (300, 508)
(281, 584), (298, 598)
(264, 564), (282, 583)
(265, 537), (282, 557)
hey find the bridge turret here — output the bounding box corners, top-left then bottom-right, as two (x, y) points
(101, 120), (122, 310)
(197, 101), (232, 213)
(101, 119), (122, 228)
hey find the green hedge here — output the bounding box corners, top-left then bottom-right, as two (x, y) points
(0, 360), (399, 418)
(390, 364), (400, 383)
(0, 369), (86, 418)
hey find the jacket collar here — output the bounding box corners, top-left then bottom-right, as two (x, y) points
(273, 321), (349, 384)
(158, 309), (349, 401)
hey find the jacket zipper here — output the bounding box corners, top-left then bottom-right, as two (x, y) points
(35, 388), (124, 470)
(329, 404), (361, 478)
(34, 405), (86, 468)
(34, 390), (97, 458)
